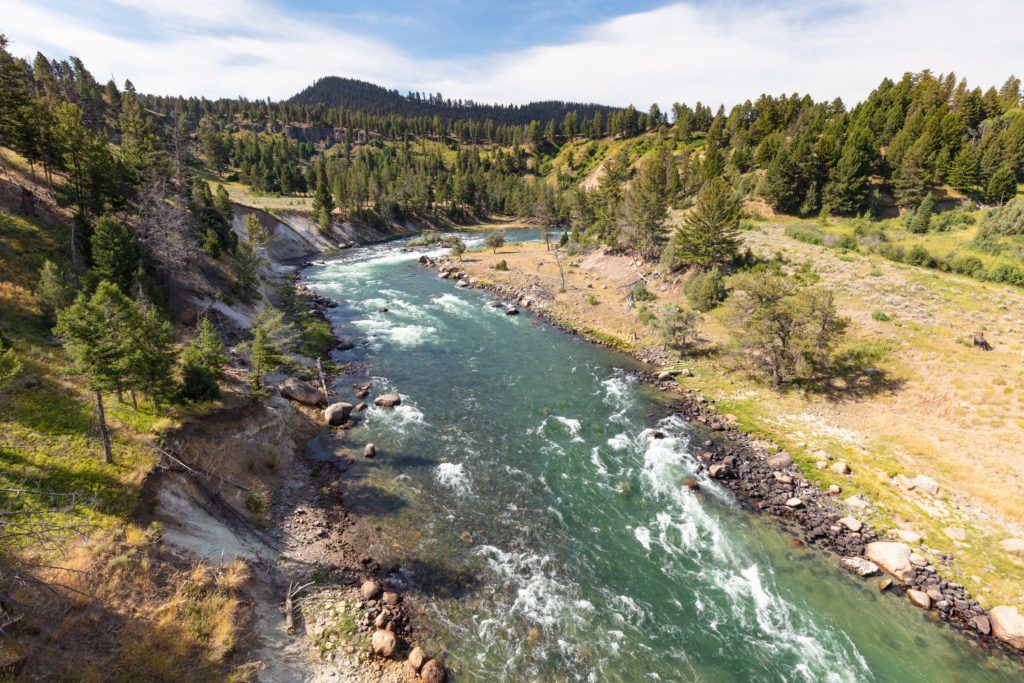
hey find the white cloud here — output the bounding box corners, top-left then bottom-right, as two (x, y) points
(4, 0), (1023, 109)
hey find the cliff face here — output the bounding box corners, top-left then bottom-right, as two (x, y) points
(230, 204), (421, 262)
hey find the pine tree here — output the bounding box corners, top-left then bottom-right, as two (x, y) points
(986, 165), (1017, 205)
(672, 178), (741, 268)
(910, 193), (935, 233)
(249, 308), (293, 388)
(245, 213), (269, 246)
(181, 318), (227, 377)
(893, 139), (932, 208)
(234, 240), (263, 302)
(128, 302), (177, 409)
(622, 150), (672, 261)
(54, 281), (137, 463)
(89, 216), (138, 294)
(947, 145), (980, 193)
(0, 345), (21, 391)
(37, 259), (71, 320)
(822, 129), (872, 214)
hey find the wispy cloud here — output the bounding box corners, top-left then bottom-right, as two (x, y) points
(4, 0), (1023, 108)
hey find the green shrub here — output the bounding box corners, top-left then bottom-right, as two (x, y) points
(587, 293), (599, 306)
(986, 263), (1024, 287)
(636, 304), (656, 327)
(245, 482), (270, 527)
(878, 244), (906, 262)
(836, 233), (859, 251)
(174, 363), (221, 403)
(784, 224), (823, 245)
(871, 309), (891, 322)
(684, 267), (727, 311)
(494, 259), (508, 271)
(904, 245), (935, 267)
(632, 282), (657, 302)
(950, 255), (985, 277)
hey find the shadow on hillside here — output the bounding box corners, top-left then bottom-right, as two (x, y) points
(806, 359), (906, 402)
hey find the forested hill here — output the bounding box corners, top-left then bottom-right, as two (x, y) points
(288, 75), (623, 125)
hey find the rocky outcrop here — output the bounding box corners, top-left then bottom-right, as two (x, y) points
(989, 606), (1024, 650)
(323, 402), (353, 425)
(865, 542), (915, 582)
(280, 378), (323, 406)
(374, 393), (402, 408)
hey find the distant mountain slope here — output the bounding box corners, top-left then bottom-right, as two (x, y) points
(288, 76), (622, 124)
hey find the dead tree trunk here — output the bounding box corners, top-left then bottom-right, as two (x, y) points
(94, 390), (112, 464)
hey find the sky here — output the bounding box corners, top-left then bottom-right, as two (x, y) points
(3, 0), (1023, 110)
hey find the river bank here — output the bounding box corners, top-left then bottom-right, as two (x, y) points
(416, 246), (1024, 661)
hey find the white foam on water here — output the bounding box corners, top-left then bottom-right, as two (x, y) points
(633, 526), (652, 552)
(388, 324), (437, 346)
(589, 447), (609, 475)
(366, 401), (425, 434)
(607, 432), (632, 451)
(432, 292), (476, 316)
(435, 462), (471, 495)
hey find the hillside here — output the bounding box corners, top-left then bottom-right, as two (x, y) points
(287, 75), (624, 125)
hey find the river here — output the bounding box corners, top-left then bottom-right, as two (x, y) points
(303, 232), (1020, 682)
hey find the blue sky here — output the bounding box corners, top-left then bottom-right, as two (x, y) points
(4, 1), (1023, 108)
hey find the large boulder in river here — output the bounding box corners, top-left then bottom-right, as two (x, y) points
(989, 606), (1024, 650)
(420, 659), (446, 683)
(280, 378), (323, 406)
(324, 402), (353, 425)
(374, 393), (402, 408)
(371, 629), (398, 658)
(864, 542), (915, 582)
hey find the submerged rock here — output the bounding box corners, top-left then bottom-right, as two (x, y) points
(279, 378), (323, 406)
(374, 393), (402, 407)
(842, 557), (879, 576)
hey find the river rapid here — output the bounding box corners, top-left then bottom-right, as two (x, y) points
(303, 233), (1021, 682)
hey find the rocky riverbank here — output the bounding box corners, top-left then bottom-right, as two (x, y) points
(417, 253), (1024, 660)
(267, 282), (450, 682)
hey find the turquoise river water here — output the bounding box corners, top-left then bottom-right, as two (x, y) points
(304, 233), (1021, 682)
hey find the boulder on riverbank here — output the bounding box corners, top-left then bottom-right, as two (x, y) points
(371, 629), (398, 657)
(989, 605), (1024, 650)
(279, 378), (324, 406)
(323, 402), (353, 425)
(907, 589), (931, 610)
(420, 659), (446, 683)
(865, 542), (915, 582)
(374, 393), (402, 407)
